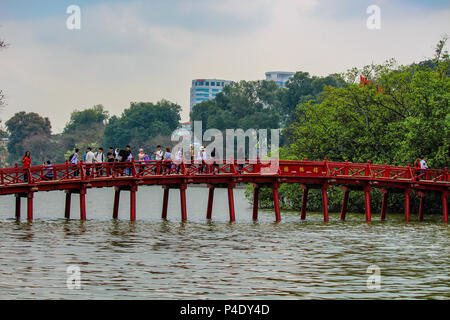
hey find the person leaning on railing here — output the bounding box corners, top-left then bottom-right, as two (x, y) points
(420, 157), (429, 180)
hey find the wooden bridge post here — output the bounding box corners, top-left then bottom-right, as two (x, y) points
(65, 191), (71, 219)
(364, 185), (372, 222)
(180, 184), (187, 222)
(162, 186), (169, 220)
(79, 188), (86, 220)
(27, 192), (34, 221)
(404, 189), (411, 222)
(321, 184), (329, 222)
(443, 191), (448, 223)
(418, 191), (425, 221)
(340, 186), (350, 221)
(130, 185), (137, 221)
(15, 194), (21, 220)
(113, 187), (120, 219)
(381, 188), (388, 221)
(301, 185), (308, 220)
(272, 182), (281, 222)
(206, 184), (215, 220)
(227, 183), (236, 222)
(252, 184), (259, 220)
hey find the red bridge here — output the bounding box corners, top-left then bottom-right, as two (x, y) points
(0, 159), (448, 222)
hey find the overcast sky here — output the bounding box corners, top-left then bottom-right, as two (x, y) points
(0, 0), (449, 133)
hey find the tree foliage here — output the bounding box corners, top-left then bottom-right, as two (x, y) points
(103, 100), (181, 149)
(5, 112), (52, 164)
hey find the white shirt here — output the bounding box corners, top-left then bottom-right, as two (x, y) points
(94, 152), (104, 163)
(420, 160), (428, 169)
(70, 153), (79, 164)
(197, 151), (209, 161)
(85, 151), (95, 164)
(175, 150), (182, 161)
(155, 150), (164, 161)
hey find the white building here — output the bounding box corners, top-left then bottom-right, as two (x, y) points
(189, 79), (232, 112)
(265, 71), (295, 87)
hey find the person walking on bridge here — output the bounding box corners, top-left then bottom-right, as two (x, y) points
(420, 156), (429, 180)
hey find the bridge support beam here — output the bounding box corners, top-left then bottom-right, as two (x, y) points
(418, 191), (425, 222)
(252, 184), (259, 220)
(364, 186), (372, 222)
(443, 192), (448, 223)
(180, 184), (187, 222)
(301, 185), (308, 220)
(227, 184), (236, 222)
(15, 194), (21, 220)
(27, 192), (34, 221)
(65, 191), (71, 219)
(162, 187), (169, 220)
(321, 184), (329, 222)
(130, 185), (137, 221)
(340, 187), (350, 221)
(404, 189), (411, 222)
(206, 185), (215, 220)
(79, 188), (86, 221)
(272, 182), (281, 222)
(113, 188), (120, 219)
(381, 189), (388, 221)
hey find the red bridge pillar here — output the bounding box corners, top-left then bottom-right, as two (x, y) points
(113, 187), (120, 219)
(272, 182), (281, 222)
(380, 189), (388, 221)
(227, 184), (236, 222)
(130, 185), (137, 221)
(301, 185), (308, 220)
(404, 189), (411, 222)
(206, 185), (215, 220)
(65, 191), (71, 219)
(180, 184), (187, 222)
(340, 186), (350, 221)
(79, 188), (86, 221)
(321, 184), (329, 222)
(364, 186), (372, 222)
(443, 191), (448, 223)
(418, 191), (425, 221)
(162, 187), (169, 220)
(252, 184), (259, 220)
(27, 192), (34, 221)
(15, 194), (21, 220)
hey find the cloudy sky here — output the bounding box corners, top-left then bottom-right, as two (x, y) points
(0, 0), (449, 133)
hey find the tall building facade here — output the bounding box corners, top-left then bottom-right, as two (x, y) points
(265, 71), (295, 87)
(189, 79), (232, 112)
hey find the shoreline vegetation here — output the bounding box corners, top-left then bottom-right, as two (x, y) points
(0, 38), (448, 215)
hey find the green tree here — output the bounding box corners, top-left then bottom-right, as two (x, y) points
(103, 100), (181, 149)
(5, 111), (52, 164)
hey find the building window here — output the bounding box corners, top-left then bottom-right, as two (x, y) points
(221, 82), (224, 86)
(206, 82), (209, 86)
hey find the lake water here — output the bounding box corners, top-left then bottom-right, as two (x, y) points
(0, 186), (448, 299)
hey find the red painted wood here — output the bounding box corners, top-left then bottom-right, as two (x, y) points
(322, 185), (329, 222)
(301, 186), (308, 220)
(27, 192), (33, 221)
(15, 195), (21, 219)
(206, 186), (214, 220)
(418, 192), (425, 221)
(443, 192), (448, 223)
(272, 185), (281, 222)
(162, 188), (169, 219)
(381, 189), (388, 221)
(227, 186), (235, 222)
(340, 187), (349, 221)
(65, 192), (71, 219)
(252, 185), (259, 220)
(180, 185), (187, 222)
(113, 189), (120, 219)
(364, 186), (371, 222)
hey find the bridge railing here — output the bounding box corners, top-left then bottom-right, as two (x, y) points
(0, 159), (448, 187)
